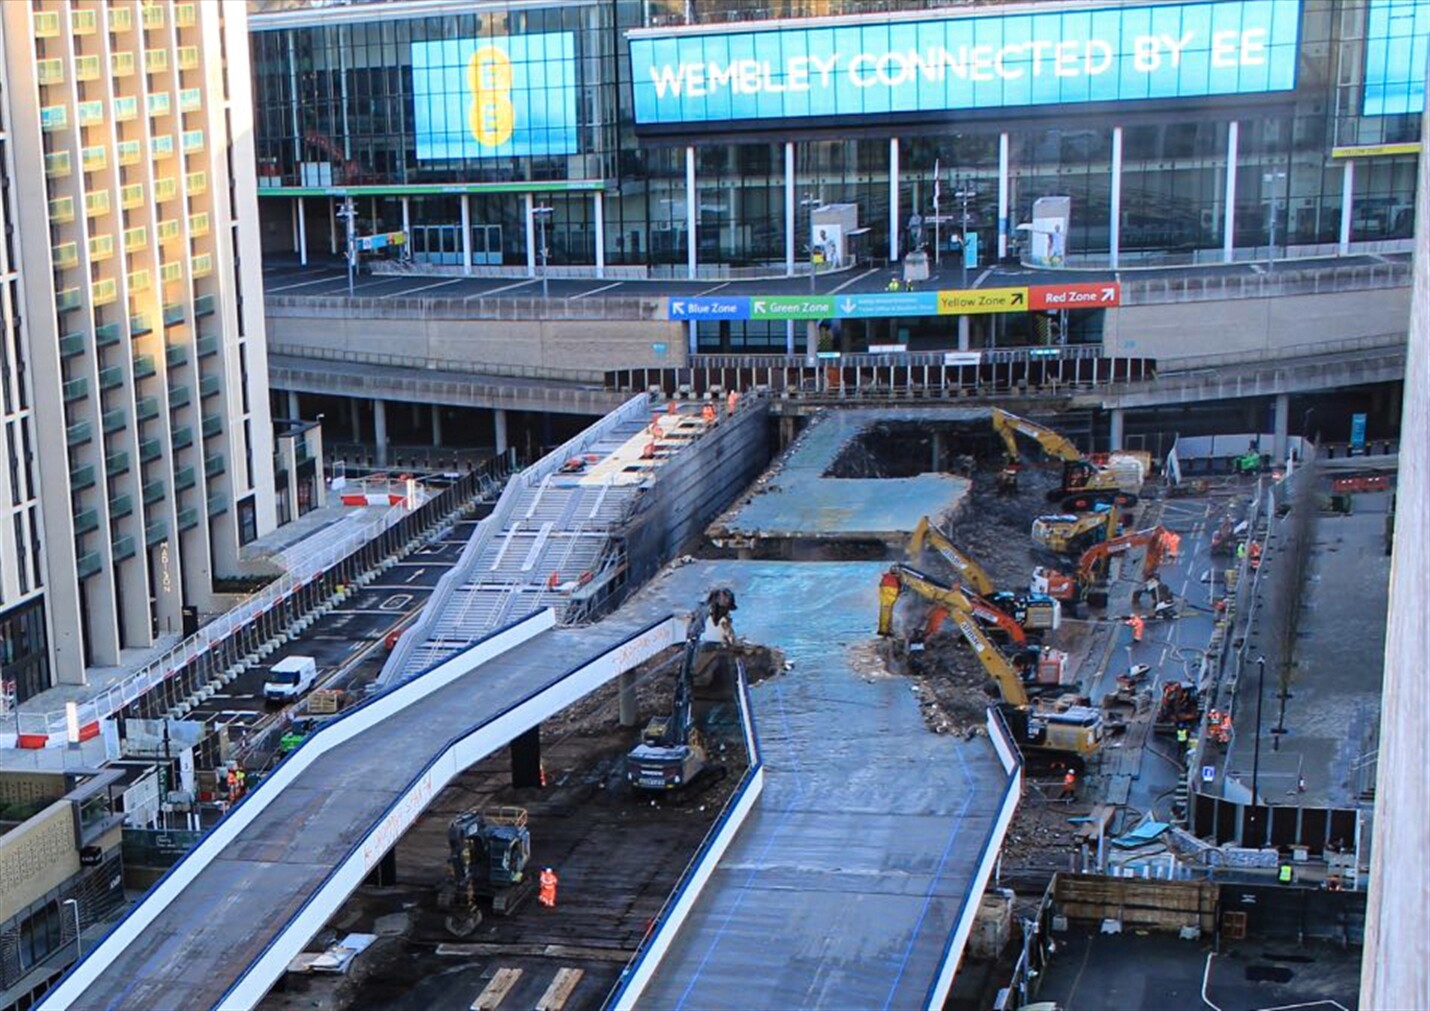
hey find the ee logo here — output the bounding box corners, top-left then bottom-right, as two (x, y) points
(468, 45), (514, 148)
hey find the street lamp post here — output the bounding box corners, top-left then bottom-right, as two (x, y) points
(338, 196), (358, 296)
(800, 193), (819, 294)
(63, 898), (81, 957)
(532, 205), (552, 300)
(953, 175), (978, 289)
(1264, 170), (1287, 271)
(1252, 656), (1266, 803)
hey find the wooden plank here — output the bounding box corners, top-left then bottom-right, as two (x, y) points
(470, 967), (523, 1011)
(535, 967), (585, 1011)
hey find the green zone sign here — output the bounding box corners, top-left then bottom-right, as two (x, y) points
(749, 296), (835, 320)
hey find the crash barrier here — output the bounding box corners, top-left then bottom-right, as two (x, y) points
(38, 610), (555, 1011)
(923, 708), (1025, 1010)
(383, 394), (651, 684)
(5, 458), (511, 748)
(606, 347), (1154, 401)
(219, 614), (681, 1010)
(606, 656), (765, 1010)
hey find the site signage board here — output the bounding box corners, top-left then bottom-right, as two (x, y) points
(1028, 281), (1121, 310)
(666, 284), (1121, 320)
(1364, 0), (1430, 116)
(411, 33), (578, 158)
(668, 297), (751, 320)
(629, 0), (1300, 127)
(937, 287), (1029, 314)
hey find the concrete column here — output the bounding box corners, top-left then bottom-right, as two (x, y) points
(411, 402), (422, 426)
(1362, 73), (1430, 1006)
(785, 319), (796, 356)
(958, 315), (971, 351)
(493, 408), (508, 455)
(432, 407), (443, 447)
(687, 320), (698, 357)
(348, 398), (361, 440)
(889, 137), (900, 262)
(524, 194), (536, 278)
(1273, 393), (1290, 462)
(511, 726), (542, 789)
(805, 319), (818, 359)
(930, 430), (942, 472)
(618, 670), (638, 727)
(286, 391), (300, 421)
(998, 132), (1010, 260)
(686, 145), (697, 279)
(460, 193), (473, 276)
(291, 200), (299, 253)
(785, 141), (796, 276)
(373, 398), (388, 467)
(1109, 126), (1123, 269)
(1109, 408), (1124, 451)
(297, 196), (307, 266)
(1340, 158), (1355, 255)
(1223, 121), (1239, 263)
(594, 190), (606, 278)
(329, 198), (338, 255)
(401, 195), (410, 240)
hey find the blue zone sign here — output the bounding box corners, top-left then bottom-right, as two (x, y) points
(1364, 0), (1430, 115)
(411, 34), (578, 159)
(629, 0), (1301, 126)
(668, 297), (750, 320)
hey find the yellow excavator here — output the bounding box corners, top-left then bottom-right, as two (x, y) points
(1032, 525), (1172, 610)
(991, 408), (1148, 510)
(877, 563), (1057, 648)
(908, 516), (995, 596)
(1030, 506), (1118, 555)
(879, 588), (1102, 763)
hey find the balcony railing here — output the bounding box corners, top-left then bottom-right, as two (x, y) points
(139, 437), (162, 463)
(70, 464), (96, 490)
(108, 493), (132, 518)
(168, 384), (190, 409)
(96, 322), (122, 346)
(63, 377), (89, 402)
(102, 408), (126, 434)
(194, 293), (216, 317)
(196, 333), (219, 356)
(76, 552), (102, 579)
(112, 535), (136, 561)
(145, 519), (168, 545)
(73, 508), (100, 535)
(142, 478), (165, 504)
(132, 354), (156, 379)
(174, 465), (196, 490)
(105, 450), (130, 477)
(136, 396), (159, 420)
(201, 414), (221, 438)
(199, 374), (220, 398)
(177, 506), (198, 531)
(171, 425), (193, 448)
(59, 332), (86, 357)
(98, 366), (124, 390)
(66, 421), (92, 446)
(203, 453), (224, 478)
(206, 493), (227, 516)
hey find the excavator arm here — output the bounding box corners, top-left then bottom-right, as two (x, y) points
(877, 564), (1027, 646)
(908, 517), (995, 596)
(992, 408), (1084, 463)
(949, 608), (1030, 708)
(1076, 526), (1171, 587)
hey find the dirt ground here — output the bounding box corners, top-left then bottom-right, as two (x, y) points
(260, 644), (763, 1011)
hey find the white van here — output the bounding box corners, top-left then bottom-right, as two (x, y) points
(264, 655), (319, 703)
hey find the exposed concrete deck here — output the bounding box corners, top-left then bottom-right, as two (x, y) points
(635, 561), (1005, 1009)
(711, 409), (981, 543)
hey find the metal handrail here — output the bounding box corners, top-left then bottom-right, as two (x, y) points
(1156, 331), (1406, 374)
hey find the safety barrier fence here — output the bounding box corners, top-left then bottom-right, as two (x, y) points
(1121, 258), (1410, 305)
(606, 655), (765, 1010)
(219, 614), (681, 1010)
(383, 394), (651, 683)
(607, 347), (1152, 401)
(923, 707), (1024, 1010)
(38, 610), (556, 1011)
(269, 342), (606, 385)
(266, 292), (667, 321)
(4, 459), (511, 746)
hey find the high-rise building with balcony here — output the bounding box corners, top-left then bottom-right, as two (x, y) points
(0, 0), (275, 701)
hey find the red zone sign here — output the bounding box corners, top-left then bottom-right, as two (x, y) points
(1028, 282), (1121, 311)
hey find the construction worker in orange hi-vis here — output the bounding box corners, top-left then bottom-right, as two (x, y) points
(701, 403), (717, 425)
(1061, 768), (1077, 800)
(1165, 530), (1181, 560)
(1125, 613), (1145, 643)
(726, 390), (740, 416)
(539, 867), (558, 908)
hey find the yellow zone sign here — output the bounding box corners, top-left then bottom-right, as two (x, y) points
(937, 287), (1029, 314)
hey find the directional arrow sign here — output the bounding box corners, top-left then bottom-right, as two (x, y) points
(749, 296), (834, 320)
(1028, 282), (1121, 311)
(667, 297), (750, 320)
(936, 287), (1030, 315)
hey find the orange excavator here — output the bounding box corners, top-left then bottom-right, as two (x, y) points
(1031, 526), (1173, 608)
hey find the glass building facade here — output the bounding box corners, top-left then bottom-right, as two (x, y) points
(249, 0), (1425, 282)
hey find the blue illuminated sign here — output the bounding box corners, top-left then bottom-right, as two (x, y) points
(629, 0), (1301, 126)
(831, 292), (940, 318)
(411, 33), (577, 159)
(1364, 0), (1430, 115)
(668, 297), (751, 320)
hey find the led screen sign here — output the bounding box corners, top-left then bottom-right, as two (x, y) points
(1364, 0), (1430, 115)
(412, 33), (577, 159)
(629, 0), (1301, 126)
